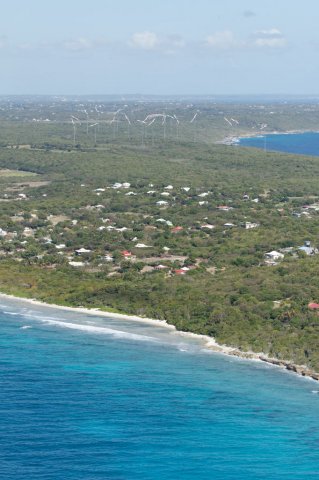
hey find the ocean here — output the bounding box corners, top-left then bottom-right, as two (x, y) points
(1, 296), (319, 479)
(238, 131), (319, 156)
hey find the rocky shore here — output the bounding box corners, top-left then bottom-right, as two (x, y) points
(208, 343), (319, 381)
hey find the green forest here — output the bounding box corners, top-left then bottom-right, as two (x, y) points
(1, 97), (319, 372)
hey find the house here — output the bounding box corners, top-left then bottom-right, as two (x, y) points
(174, 269), (187, 275)
(115, 227), (128, 232)
(121, 250), (132, 257)
(135, 243), (151, 248)
(75, 248), (91, 255)
(308, 302), (319, 310)
(171, 226), (183, 233)
(69, 261), (85, 267)
(298, 241), (318, 256)
(201, 224), (215, 230)
(265, 251), (284, 261)
(243, 222), (260, 229)
(156, 200), (168, 206)
(155, 264), (168, 270)
(217, 206), (233, 211)
(165, 185), (173, 190)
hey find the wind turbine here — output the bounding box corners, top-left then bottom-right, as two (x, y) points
(70, 116), (82, 146)
(190, 110), (200, 142)
(123, 113), (131, 139)
(82, 109), (89, 134)
(190, 111), (199, 123)
(89, 122), (99, 145)
(71, 118), (76, 146)
(146, 117), (157, 145)
(173, 114), (179, 140)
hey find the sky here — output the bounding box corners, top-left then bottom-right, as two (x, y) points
(1, 0), (319, 95)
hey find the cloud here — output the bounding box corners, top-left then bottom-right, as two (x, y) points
(129, 31), (159, 50)
(129, 32), (185, 54)
(62, 37), (108, 52)
(205, 28), (287, 52)
(63, 37), (94, 52)
(243, 10), (256, 18)
(205, 30), (241, 50)
(252, 29), (287, 48)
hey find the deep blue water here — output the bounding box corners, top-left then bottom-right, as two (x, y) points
(1, 297), (319, 479)
(239, 131), (319, 156)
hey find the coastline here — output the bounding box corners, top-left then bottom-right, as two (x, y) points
(1, 291), (318, 382)
(217, 129), (318, 146)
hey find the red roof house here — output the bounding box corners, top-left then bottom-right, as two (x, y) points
(308, 302), (319, 310)
(174, 269), (186, 275)
(171, 226), (183, 233)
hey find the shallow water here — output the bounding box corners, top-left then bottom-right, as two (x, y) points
(1, 297), (319, 479)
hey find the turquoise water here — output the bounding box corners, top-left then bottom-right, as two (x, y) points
(239, 131), (319, 156)
(1, 297), (319, 479)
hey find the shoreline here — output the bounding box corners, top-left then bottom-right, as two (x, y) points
(217, 129), (319, 146)
(1, 291), (319, 382)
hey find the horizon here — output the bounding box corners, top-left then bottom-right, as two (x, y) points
(2, 93), (319, 99)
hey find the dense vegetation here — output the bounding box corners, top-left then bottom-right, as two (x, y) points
(2, 97), (319, 371)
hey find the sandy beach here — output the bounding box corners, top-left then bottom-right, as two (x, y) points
(0, 291), (318, 382)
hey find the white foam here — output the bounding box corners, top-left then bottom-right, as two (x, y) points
(20, 325), (32, 330)
(23, 315), (158, 343)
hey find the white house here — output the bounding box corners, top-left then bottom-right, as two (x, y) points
(244, 222), (260, 229)
(75, 248), (92, 255)
(265, 251), (284, 261)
